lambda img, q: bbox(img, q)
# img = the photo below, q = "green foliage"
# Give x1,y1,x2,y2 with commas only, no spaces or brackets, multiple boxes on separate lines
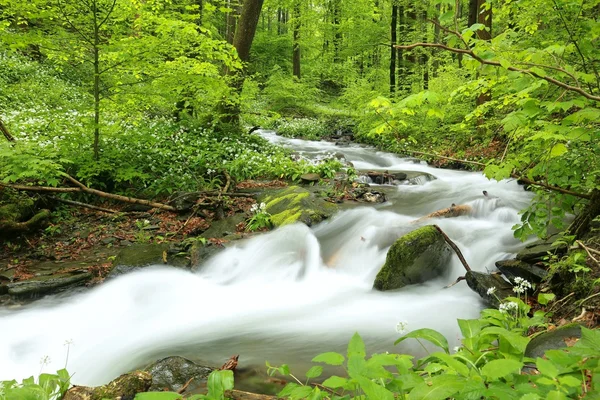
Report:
0,369,70,400
134,370,233,400
269,312,600,399
276,118,328,141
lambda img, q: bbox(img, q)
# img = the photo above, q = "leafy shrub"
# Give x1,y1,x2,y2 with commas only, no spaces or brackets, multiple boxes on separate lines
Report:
276,118,328,140
0,369,70,400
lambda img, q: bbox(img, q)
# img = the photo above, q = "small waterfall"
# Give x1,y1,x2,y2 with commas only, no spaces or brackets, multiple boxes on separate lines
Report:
0,131,534,386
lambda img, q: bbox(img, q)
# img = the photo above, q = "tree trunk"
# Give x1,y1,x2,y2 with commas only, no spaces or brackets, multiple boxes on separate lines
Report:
332,0,342,62
421,7,429,90
568,190,600,238
292,0,301,79
93,0,101,161
390,1,398,94
0,116,16,142
219,0,265,126
432,3,441,77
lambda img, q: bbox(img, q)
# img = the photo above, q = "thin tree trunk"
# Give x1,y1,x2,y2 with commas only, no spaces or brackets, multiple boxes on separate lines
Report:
93,0,100,161
292,0,301,79
421,7,429,90
432,3,441,77
390,1,398,94
0,117,16,142
568,190,600,238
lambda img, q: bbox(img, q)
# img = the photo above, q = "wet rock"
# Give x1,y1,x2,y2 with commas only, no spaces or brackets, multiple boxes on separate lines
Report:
300,173,321,184
64,370,152,400
525,324,582,359
190,242,225,271
7,272,93,299
259,186,338,227
516,237,568,263
495,259,547,284
109,243,188,277
373,225,452,291
355,189,387,203
144,356,214,392
366,171,407,185
170,192,201,211
201,214,246,238
465,271,513,308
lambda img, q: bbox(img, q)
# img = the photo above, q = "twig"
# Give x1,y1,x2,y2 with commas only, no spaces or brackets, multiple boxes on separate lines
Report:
576,240,600,266
407,149,486,167
511,175,591,200
500,136,511,163
445,276,466,288
549,292,575,312
0,183,81,193
49,196,118,214
177,377,195,394
578,292,600,307
433,225,472,272
572,307,587,322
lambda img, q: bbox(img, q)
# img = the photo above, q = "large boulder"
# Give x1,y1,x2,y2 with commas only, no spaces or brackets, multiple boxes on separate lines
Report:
495,259,547,285
259,186,338,227
144,356,214,392
525,324,582,358
516,236,568,264
373,225,452,291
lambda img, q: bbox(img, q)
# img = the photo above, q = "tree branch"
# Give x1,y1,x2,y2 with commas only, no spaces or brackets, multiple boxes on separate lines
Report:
395,42,600,102
0,117,16,142
511,174,591,199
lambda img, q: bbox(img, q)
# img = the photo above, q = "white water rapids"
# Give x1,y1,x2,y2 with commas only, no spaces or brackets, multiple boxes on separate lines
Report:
0,131,534,386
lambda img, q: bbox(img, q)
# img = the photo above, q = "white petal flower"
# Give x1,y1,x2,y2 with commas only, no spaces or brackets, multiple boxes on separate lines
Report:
395,321,408,334
486,287,497,295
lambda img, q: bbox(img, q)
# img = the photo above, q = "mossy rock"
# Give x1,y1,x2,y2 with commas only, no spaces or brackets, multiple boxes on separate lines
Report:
465,271,513,308
259,186,338,227
201,213,246,238
525,324,582,359
64,370,152,400
109,243,188,277
373,225,452,291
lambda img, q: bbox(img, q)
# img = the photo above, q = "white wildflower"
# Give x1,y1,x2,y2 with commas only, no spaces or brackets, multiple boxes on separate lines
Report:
499,301,519,313
395,321,408,334
486,287,497,295
512,278,532,294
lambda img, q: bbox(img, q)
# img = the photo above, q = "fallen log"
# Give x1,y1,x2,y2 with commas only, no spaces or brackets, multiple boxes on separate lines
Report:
49,196,118,214
0,209,51,233
413,204,472,223
433,224,471,272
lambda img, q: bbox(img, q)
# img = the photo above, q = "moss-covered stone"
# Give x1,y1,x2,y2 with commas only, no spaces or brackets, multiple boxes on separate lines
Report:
373,225,452,291
7,272,93,298
109,243,188,277
525,324,582,359
465,271,513,308
259,186,338,227
64,370,152,400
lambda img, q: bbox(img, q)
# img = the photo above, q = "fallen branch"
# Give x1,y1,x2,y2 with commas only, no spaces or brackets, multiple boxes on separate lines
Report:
404,149,486,167
49,196,118,214
512,175,591,200
445,275,466,288
434,224,472,272
177,377,195,394
0,183,81,193
64,174,178,212
224,390,277,400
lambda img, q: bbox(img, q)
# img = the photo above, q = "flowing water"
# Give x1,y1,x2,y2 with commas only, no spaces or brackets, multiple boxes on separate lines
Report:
0,131,534,386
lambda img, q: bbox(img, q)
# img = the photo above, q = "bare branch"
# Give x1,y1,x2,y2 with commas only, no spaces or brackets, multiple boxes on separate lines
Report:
511,174,591,199
0,117,16,142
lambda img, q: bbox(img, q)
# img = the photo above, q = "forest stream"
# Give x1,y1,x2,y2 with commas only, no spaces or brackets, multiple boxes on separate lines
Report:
0,131,534,387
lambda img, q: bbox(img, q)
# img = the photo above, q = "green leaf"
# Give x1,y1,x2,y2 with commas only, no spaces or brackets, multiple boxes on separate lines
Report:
536,357,558,378
395,328,450,354
424,352,470,377
519,394,542,400
207,370,234,398
457,319,482,338
311,352,345,366
279,384,314,400
321,375,349,389
481,359,523,381
347,332,366,358
305,366,323,379
408,375,466,400
546,390,568,400
550,143,568,158
578,326,600,353
537,293,555,305
354,375,394,400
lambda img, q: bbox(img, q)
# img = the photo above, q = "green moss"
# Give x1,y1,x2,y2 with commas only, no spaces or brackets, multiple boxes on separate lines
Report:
271,208,303,226
373,225,451,291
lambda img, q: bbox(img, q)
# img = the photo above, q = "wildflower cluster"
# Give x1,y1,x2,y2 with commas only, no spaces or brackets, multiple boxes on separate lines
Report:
499,301,519,313
395,321,408,334
246,202,272,232
250,202,267,214
276,118,328,141
512,277,532,294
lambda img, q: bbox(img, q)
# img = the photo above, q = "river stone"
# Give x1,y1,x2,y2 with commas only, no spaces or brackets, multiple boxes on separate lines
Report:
516,238,568,263
525,324,582,359
495,259,547,284
190,242,225,271
145,356,214,392
300,173,321,183
7,272,92,299
259,186,338,227
373,225,452,291
465,271,513,308
64,370,152,400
